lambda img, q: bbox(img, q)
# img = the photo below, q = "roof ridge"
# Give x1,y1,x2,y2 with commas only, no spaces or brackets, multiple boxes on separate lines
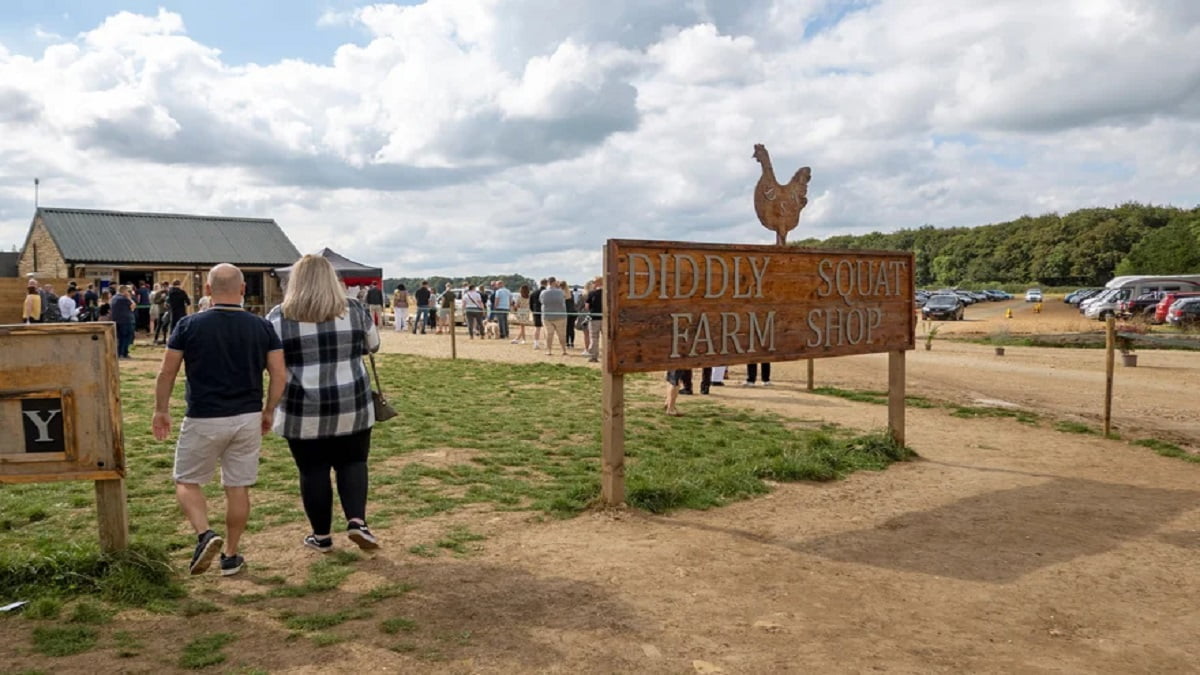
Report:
38,207,276,223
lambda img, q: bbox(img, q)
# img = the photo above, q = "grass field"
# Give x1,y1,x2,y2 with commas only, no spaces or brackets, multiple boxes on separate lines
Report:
0,354,912,665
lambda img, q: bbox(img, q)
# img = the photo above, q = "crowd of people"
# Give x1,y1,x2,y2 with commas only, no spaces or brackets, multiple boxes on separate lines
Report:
389,277,604,362
22,276,198,358
22,262,770,576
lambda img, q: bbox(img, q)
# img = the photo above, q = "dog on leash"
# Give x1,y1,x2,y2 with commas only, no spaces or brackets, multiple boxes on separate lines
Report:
483,319,500,339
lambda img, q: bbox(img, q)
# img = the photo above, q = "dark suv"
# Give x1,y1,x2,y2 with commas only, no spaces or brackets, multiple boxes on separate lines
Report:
922,294,964,321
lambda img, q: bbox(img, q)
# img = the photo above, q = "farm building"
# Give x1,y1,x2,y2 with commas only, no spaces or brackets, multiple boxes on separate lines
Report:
16,207,301,315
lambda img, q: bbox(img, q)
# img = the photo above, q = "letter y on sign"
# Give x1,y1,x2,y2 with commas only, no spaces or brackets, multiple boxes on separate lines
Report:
21,399,66,452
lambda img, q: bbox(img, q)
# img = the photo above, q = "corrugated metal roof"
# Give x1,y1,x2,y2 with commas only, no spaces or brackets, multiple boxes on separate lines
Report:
37,207,301,266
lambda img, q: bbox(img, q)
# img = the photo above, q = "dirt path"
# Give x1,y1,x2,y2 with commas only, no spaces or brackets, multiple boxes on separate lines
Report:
14,317,1199,673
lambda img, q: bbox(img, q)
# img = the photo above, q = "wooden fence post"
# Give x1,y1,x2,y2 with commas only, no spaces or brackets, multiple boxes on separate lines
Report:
94,478,129,553
1104,317,1115,436
888,350,905,447
450,306,457,360
806,358,814,391
601,370,625,506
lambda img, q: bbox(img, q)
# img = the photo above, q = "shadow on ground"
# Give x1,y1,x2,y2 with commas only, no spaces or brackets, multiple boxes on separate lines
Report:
796,477,1199,583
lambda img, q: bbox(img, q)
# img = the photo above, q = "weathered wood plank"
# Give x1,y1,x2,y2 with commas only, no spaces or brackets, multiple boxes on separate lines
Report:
94,478,129,553
605,240,915,373
888,350,905,447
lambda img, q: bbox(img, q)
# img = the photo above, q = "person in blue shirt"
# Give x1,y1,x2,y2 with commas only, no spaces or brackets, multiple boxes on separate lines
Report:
152,264,287,577
491,281,512,339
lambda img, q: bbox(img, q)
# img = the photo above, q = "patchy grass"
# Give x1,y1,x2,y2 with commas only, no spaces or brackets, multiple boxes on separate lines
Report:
812,387,936,408
68,600,113,625
363,582,417,604
381,617,419,634
951,406,1040,425
1054,421,1098,435
310,632,344,647
280,608,372,632
32,625,98,657
436,526,487,555
407,544,438,558
1134,438,1200,463
179,633,235,669
23,597,63,620
178,599,222,617
0,543,182,607
112,630,144,658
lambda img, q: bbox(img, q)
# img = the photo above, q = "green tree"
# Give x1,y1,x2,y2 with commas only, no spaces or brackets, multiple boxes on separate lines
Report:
1114,217,1200,275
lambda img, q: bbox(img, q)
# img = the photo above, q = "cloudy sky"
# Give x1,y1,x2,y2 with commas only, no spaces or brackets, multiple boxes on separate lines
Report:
1,0,1197,280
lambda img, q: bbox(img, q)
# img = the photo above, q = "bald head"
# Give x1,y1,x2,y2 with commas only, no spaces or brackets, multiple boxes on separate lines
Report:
207,263,245,301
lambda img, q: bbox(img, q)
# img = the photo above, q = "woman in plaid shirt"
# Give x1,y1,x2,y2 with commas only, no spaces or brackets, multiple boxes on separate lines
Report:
267,255,382,552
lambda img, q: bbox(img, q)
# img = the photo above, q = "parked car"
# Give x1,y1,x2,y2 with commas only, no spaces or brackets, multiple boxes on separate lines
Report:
1118,291,1162,320
1080,288,1118,314
1154,291,1200,324
953,291,977,305
1166,297,1200,327
1065,288,1099,304
922,294,965,321
1085,288,1131,320
1024,288,1043,302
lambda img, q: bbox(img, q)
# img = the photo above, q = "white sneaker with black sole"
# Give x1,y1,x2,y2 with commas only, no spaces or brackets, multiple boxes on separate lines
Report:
347,524,380,550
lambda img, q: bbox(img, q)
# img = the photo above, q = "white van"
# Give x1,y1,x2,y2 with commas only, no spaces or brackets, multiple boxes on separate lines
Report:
1085,275,1200,320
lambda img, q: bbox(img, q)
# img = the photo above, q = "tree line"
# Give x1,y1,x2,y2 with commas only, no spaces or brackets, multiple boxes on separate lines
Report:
792,203,1200,287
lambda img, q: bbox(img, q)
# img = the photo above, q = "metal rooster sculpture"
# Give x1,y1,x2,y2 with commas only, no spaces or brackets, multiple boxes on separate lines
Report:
753,144,811,246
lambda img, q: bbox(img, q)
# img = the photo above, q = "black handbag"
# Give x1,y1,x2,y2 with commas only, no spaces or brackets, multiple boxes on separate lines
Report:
367,353,398,422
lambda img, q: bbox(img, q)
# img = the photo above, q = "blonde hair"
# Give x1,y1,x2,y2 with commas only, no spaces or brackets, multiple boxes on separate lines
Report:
281,255,348,323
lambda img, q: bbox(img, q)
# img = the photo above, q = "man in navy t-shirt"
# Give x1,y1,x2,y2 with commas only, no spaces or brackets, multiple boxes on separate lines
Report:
152,264,286,577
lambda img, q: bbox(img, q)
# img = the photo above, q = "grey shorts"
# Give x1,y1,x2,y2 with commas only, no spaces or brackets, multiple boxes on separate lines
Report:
173,411,262,487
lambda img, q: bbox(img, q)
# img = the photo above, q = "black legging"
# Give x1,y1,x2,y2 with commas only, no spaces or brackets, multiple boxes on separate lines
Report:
287,428,372,535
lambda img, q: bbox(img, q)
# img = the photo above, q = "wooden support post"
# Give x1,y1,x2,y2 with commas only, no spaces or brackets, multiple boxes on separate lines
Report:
1104,316,1115,436
450,306,457,360
601,370,625,506
94,478,129,553
806,358,814,391
887,350,906,447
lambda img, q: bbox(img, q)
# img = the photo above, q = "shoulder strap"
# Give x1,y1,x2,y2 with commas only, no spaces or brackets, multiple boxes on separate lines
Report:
368,353,384,394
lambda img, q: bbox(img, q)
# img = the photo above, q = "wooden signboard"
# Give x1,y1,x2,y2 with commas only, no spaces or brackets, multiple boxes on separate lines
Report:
599,239,915,505
0,323,128,551
605,240,914,373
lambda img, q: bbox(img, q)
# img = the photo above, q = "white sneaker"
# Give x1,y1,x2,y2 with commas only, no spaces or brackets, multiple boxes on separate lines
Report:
511,339,519,344
761,381,771,387
742,381,754,387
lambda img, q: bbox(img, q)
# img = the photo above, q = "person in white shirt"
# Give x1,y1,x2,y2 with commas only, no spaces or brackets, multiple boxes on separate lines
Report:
57,293,78,321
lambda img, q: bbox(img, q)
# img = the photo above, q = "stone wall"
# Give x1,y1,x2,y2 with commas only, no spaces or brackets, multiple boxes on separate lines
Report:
17,218,69,279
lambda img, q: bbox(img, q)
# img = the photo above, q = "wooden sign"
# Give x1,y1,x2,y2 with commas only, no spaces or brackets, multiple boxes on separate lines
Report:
604,240,915,374
0,323,128,551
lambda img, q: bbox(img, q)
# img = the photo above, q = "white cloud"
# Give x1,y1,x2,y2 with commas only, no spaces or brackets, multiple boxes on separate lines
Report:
1,0,1198,282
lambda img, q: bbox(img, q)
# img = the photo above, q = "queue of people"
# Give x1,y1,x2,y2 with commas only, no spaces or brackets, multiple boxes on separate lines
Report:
389,277,604,362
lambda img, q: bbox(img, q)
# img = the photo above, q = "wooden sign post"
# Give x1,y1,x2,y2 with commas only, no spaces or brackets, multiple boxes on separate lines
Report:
601,240,915,505
0,323,128,552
